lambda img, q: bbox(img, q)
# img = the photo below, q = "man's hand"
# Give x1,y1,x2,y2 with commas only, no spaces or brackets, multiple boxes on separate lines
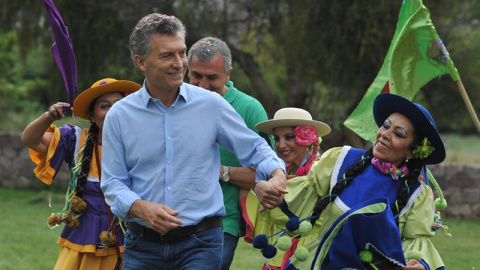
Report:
129,200,183,234
254,168,287,212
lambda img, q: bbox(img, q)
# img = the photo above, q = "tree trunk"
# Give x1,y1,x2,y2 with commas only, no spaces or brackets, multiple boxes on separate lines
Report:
229,45,280,116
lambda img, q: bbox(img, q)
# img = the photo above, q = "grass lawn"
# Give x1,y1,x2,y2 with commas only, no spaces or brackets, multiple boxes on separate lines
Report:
1,188,479,269
441,133,480,164
0,189,60,270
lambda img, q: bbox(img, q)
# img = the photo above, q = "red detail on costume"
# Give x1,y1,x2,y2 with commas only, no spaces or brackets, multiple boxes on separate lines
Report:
241,196,254,244
382,81,391,93
281,238,300,269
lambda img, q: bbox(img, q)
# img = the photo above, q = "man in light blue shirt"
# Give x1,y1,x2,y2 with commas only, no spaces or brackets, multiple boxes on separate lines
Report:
101,13,286,269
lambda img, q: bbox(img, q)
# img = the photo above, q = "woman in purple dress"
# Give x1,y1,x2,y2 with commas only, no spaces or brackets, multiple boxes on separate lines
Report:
21,78,140,269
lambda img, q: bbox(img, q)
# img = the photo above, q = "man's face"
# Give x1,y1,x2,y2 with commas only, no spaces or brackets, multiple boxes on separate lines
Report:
135,33,187,93
188,54,232,95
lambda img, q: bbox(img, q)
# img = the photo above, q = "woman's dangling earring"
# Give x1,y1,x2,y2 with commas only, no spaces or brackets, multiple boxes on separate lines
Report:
405,158,409,163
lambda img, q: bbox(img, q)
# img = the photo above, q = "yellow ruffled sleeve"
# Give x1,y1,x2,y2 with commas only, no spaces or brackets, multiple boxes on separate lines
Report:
284,147,343,219
281,147,343,269
29,124,61,185
400,182,446,269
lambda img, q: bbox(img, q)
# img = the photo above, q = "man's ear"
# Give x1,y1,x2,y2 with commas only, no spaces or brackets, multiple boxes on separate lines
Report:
224,67,233,83
134,54,146,72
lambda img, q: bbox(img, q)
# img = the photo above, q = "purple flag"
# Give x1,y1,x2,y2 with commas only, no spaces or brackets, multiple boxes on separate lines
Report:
43,0,77,105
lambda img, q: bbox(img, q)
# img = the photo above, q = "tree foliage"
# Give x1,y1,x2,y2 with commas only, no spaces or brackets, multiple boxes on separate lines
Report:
1,0,478,142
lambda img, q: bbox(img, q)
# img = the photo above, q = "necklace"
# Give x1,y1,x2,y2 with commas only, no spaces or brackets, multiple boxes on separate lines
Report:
371,158,409,180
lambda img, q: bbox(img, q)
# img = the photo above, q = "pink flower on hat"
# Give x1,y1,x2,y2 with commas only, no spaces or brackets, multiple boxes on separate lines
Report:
293,126,319,146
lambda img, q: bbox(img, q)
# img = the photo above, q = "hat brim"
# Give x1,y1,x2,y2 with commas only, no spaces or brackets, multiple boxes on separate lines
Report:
256,119,331,137
373,94,445,164
73,80,141,119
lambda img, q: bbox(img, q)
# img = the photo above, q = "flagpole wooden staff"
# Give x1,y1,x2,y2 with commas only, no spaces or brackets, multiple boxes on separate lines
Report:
455,79,480,134
446,59,480,134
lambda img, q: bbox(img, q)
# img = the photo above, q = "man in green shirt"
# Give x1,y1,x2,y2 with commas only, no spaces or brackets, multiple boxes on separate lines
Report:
188,37,274,269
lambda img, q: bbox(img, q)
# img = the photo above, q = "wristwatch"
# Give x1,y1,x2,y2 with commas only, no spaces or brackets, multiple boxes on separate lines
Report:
221,166,230,182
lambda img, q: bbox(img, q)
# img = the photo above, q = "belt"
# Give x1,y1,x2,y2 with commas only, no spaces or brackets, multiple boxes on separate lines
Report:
128,216,222,241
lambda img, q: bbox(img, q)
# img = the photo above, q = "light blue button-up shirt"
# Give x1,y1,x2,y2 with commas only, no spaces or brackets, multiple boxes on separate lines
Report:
101,82,285,227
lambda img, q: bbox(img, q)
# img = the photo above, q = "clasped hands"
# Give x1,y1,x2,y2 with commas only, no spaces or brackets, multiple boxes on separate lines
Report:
254,168,288,213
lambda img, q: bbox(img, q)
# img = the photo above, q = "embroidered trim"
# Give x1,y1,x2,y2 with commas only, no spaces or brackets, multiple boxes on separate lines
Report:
87,175,100,183
330,146,351,193
398,184,424,218
365,243,406,267
334,197,350,213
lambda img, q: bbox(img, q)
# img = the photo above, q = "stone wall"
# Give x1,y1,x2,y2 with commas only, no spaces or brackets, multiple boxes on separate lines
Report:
0,132,69,190
1,132,479,219
428,164,480,220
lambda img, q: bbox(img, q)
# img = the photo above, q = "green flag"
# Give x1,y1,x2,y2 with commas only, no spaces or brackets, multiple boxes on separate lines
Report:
344,0,459,142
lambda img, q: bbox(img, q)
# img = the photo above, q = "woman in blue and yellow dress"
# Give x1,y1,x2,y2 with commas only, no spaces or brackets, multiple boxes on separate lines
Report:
21,78,140,269
281,94,448,270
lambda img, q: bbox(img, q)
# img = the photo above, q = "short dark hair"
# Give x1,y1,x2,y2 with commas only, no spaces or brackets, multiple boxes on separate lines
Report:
129,13,187,68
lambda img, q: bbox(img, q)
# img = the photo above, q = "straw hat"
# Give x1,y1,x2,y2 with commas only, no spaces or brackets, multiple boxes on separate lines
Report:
72,78,141,119
373,93,445,165
256,107,331,136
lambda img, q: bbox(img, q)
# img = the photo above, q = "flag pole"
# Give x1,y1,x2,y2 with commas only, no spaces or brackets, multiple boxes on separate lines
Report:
445,58,480,134
454,79,480,134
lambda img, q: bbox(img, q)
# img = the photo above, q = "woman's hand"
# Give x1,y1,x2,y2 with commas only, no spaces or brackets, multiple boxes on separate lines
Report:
254,169,288,212
21,101,70,154
47,102,70,121
402,259,426,270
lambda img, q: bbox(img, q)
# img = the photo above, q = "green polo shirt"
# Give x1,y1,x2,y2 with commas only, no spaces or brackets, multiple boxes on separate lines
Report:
220,81,274,237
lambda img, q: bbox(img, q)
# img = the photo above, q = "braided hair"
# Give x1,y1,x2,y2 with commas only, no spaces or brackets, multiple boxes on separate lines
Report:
310,148,374,224
391,136,426,223
74,99,100,199
74,123,98,199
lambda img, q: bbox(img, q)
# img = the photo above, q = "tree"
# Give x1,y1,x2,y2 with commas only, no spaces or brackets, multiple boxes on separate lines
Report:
2,0,479,138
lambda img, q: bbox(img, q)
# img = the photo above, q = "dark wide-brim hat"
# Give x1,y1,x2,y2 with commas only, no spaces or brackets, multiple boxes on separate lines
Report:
373,93,445,165
256,107,331,137
72,78,141,119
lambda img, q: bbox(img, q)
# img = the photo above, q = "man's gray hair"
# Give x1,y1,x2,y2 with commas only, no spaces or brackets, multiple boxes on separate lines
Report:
187,37,232,74
129,13,187,67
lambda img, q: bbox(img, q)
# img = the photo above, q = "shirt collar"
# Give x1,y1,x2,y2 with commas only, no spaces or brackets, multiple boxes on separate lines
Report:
223,81,237,104
139,80,189,107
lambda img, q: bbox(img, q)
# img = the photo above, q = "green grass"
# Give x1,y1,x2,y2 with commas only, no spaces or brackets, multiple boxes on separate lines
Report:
2,188,479,270
0,189,62,270
431,219,480,269
442,133,480,164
